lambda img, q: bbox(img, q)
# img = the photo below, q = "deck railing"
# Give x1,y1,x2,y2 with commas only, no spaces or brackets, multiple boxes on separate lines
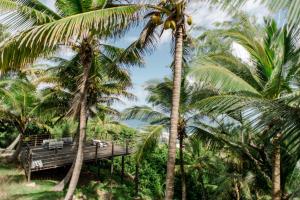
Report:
21,134,51,147
22,139,132,182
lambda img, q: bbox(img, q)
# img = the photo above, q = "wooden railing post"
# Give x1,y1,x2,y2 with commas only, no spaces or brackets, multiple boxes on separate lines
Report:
27,149,32,182
34,135,37,147
95,143,99,177
126,140,129,154
95,143,99,162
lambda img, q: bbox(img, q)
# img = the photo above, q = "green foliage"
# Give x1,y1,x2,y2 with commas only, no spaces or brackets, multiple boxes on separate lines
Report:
190,16,300,198
114,145,168,199
51,120,77,139
0,120,18,148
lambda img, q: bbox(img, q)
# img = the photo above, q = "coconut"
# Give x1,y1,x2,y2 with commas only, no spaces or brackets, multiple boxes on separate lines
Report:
187,16,193,25
151,15,161,25
170,20,176,30
164,20,171,29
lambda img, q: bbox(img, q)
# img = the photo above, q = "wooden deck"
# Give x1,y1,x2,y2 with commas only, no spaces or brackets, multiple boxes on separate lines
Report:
21,141,131,174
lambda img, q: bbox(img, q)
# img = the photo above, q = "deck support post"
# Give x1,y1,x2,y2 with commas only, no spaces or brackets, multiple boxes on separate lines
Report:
27,149,32,182
95,143,99,163
97,161,100,178
121,156,125,183
110,142,114,177
95,143,100,178
109,142,115,195
135,163,139,197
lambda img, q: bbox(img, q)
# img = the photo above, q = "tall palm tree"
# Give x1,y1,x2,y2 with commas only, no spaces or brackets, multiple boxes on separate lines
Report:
123,74,217,199
129,1,249,197
128,1,194,197
35,43,141,191
189,18,300,199
0,1,144,198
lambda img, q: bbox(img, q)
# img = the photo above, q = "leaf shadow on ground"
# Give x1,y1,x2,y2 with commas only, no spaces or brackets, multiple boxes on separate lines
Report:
9,191,64,200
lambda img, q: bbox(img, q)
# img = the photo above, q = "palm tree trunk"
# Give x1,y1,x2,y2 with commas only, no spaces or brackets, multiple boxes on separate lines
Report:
165,25,184,200
198,172,207,200
7,129,24,163
7,136,23,162
64,41,92,200
234,179,240,200
6,134,20,150
53,123,80,191
179,132,186,200
272,135,281,200
55,162,75,192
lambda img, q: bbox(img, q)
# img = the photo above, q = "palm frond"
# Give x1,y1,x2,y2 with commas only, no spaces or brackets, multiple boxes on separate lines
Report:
188,64,260,94
0,5,143,70
135,125,164,163
122,106,168,125
0,0,60,29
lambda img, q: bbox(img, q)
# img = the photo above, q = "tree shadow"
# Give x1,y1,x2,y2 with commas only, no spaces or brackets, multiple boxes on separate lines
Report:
10,191,64,200
6,174,25,183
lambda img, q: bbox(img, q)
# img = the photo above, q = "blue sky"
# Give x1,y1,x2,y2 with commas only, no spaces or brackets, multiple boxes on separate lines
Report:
39,0,272,111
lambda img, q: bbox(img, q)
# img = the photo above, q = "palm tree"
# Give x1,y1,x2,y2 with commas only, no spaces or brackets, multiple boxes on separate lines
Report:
128,1,193,197
189,18,300,199
34,43,141,191
123,74,217,199
0,79,48,161
0,1,144,198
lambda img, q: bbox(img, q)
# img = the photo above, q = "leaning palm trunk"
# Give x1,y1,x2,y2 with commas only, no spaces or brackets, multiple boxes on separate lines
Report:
53,124,80,191
6,134,20,150
165,25,184,200
272,135,281,200
54,162,75,192
7,129,24,163
7,136,23,162
64,41,92,200
179,132,186,200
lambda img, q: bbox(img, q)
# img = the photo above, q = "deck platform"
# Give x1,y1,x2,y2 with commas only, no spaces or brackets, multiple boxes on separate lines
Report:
21,141,132,179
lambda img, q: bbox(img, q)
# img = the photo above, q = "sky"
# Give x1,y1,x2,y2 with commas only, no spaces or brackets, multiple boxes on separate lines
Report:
39,0,273,111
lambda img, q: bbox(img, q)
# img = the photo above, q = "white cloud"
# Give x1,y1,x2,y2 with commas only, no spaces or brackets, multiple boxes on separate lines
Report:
188,2,231,29
187,0,270,31
240,0,271,23
39,0,56,11
231,42,251,64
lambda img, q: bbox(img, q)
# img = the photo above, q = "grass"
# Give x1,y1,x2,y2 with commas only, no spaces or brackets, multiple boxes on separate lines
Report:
0,162,136,200
0,163,64,200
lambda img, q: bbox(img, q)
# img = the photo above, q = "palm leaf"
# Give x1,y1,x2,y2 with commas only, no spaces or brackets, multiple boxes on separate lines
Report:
135,125,164,163
0,5,143,70
188,64,260,94
0,0,60,28
122,106,168,124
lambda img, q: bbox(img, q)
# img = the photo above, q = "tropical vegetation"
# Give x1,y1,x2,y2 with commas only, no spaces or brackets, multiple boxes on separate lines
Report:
0,0,300,200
